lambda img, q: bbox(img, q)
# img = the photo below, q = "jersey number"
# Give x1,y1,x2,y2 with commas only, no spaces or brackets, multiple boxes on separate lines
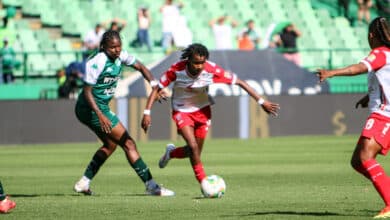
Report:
382,123,390,135
365,119,375,130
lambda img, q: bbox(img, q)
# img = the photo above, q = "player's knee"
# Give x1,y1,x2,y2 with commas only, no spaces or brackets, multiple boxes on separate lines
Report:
118,131,136,151
101,143,117,155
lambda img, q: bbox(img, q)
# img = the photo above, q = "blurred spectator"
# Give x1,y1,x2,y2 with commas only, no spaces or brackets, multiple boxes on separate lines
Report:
209,15,238,50
0,38,15,83
376,0,390,20
160,0,183,53
136,7,152,52
56,68,70,98
65,60,85,80
172,15,192,50
275,23,302,66
338,0,351,24
238,19,261,49
58,60,86,99
102,18,127,33
82,23,104,60
238,31,255,50
357,0,373,25
2,6,16,28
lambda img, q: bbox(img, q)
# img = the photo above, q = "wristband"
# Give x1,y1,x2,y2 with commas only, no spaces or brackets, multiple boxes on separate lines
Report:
143,109,151,115
150,80,158,87
257,98,265,105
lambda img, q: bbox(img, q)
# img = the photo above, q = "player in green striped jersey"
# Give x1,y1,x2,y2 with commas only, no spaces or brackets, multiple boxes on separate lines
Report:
74,30,174,196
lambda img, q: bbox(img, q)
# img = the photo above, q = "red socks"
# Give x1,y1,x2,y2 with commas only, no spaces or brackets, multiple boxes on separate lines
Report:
362,159,390,206
170,147,187,159
192,163,206,183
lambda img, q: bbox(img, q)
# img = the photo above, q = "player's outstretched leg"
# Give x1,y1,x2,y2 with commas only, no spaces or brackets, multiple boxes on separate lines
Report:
0,196,16,213
145,179,175,196
159,143,176,168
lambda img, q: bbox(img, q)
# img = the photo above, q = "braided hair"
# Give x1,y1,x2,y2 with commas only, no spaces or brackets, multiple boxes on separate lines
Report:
99,30,121,52
180,43,209,60
369,17,390,47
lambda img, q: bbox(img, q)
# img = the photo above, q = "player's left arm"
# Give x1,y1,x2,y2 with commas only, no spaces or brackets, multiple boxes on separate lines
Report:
235,78,280,116
131,60,167,101
131,60,158,86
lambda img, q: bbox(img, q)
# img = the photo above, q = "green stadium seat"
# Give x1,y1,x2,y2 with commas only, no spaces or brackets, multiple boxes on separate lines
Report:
2,0,22,7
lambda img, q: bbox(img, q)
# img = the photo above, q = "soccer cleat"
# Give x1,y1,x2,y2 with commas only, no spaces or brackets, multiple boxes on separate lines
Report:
145,181,175,196
74,178,93,196
374,206,390,219
158,143,175,168
0,196,16,213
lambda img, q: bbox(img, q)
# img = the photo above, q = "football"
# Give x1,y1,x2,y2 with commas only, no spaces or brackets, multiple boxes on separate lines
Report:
201,175,226,198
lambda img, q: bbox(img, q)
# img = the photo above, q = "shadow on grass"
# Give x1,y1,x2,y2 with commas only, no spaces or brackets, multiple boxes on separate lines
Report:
229,210,374,218
10,193,151,198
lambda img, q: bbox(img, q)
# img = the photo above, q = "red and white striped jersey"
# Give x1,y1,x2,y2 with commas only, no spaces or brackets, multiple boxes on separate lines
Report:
361,46,390,117
158,60,237,112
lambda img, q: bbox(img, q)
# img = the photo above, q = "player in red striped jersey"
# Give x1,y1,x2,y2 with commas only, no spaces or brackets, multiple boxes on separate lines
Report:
141,43,279,191
318,17,390,219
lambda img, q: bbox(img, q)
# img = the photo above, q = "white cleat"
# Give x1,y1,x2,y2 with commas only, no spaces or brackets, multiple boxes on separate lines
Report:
74,177,93,195
145,181,175,196
159,144,175,168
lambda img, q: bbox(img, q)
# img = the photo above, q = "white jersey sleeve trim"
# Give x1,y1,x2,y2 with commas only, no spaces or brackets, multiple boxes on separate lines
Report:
84,53,106,85
360,60,372,72
120,51,136,66
231,74,237,84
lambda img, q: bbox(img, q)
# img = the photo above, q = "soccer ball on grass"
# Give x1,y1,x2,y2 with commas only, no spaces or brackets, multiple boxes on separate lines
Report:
201,175,226,198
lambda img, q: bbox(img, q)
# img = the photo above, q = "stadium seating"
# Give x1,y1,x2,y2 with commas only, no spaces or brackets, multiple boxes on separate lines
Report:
0,0,375,99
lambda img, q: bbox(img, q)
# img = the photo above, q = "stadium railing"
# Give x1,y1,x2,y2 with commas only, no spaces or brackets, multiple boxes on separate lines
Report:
4,47,370,100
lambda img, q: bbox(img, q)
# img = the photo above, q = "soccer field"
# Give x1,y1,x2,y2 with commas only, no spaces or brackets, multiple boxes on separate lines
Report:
0,135,385,219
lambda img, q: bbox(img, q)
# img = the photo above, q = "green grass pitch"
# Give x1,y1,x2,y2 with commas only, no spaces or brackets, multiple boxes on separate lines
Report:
0,135,386,219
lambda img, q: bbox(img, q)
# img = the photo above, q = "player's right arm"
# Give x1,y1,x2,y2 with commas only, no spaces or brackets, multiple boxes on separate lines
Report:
84,55,112,133
317,63,368,82
141,65,177,133
317,48,388,82
83,85,112,133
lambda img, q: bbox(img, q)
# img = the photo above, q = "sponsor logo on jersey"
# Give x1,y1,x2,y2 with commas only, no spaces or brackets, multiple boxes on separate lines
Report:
367,54,376,62
103,76,120,84
103,87,116,96
224,71,232,79
106,67,113,73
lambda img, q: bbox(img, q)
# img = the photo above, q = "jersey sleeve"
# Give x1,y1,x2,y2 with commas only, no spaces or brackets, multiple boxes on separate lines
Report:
119,50,136,66
159,66,177,88
210,63,237,84
84,54,106,85
360,48,387,72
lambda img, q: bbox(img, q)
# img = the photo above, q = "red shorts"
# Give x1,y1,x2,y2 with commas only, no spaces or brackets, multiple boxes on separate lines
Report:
359,112,390,155
172,106,211,139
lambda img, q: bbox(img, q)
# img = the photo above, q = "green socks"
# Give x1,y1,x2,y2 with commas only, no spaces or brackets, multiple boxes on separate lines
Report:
84,149,108,180
83,149,152,184
131,158,152,183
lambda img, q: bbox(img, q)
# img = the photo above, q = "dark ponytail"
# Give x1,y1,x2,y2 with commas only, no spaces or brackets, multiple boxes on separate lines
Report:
369,17,390,47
